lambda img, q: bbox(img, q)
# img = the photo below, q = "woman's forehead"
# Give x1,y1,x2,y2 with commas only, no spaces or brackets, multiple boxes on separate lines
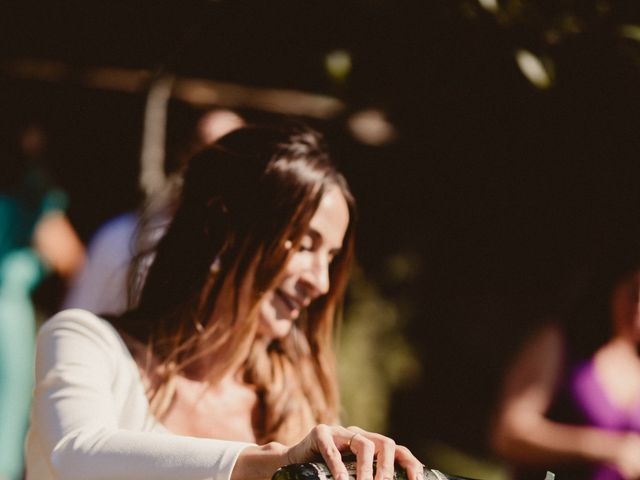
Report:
307,187,349,250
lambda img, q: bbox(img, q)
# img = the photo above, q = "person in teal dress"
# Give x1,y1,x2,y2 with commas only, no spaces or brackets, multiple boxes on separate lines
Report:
0,120,84,480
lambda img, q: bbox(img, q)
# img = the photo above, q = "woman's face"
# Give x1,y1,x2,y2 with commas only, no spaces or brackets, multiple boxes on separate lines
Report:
257,186,350,340
611,270,640,342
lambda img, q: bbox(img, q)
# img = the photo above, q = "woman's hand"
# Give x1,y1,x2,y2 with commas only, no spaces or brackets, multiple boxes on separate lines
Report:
611,433,640,480
232,424,424,480
286,424,424,480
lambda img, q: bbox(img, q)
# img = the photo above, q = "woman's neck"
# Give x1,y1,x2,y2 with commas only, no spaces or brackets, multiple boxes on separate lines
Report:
160,370,260,442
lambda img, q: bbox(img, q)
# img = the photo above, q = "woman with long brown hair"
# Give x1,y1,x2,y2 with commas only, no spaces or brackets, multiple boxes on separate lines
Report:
26,123,424,480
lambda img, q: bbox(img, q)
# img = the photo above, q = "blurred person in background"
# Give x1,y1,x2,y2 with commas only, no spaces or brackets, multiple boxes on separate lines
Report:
0,118,84,480
26,123,425,480
491,250,640,480
63,107,245,316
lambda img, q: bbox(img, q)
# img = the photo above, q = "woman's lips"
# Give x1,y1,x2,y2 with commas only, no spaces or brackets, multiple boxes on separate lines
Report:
275,289,302,315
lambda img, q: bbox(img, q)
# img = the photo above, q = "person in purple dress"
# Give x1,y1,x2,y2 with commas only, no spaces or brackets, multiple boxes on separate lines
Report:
491,256,640,480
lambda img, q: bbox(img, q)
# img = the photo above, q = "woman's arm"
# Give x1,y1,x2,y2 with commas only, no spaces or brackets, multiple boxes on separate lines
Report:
490,323,640,476
30,310,252,480
33,211,85,279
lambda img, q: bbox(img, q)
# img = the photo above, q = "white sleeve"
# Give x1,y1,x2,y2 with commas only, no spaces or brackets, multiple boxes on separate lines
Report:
31,310,254,480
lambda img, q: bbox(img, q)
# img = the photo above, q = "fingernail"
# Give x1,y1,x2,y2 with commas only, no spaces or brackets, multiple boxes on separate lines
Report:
337,474,349,480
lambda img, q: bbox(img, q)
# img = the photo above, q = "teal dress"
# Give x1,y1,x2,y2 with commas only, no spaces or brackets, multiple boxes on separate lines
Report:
0,168,67,480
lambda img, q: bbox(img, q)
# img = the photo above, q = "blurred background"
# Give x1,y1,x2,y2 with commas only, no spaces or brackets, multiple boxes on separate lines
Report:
3,1,640,478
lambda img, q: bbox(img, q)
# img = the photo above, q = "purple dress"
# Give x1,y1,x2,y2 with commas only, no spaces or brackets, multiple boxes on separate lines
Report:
567,359,640,480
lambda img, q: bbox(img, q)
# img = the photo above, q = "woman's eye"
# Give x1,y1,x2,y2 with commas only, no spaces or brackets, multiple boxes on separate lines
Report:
299,242,313,252
298,235,316,252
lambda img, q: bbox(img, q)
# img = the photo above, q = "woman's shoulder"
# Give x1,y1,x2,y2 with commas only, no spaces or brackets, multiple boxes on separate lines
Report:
38,308,126,351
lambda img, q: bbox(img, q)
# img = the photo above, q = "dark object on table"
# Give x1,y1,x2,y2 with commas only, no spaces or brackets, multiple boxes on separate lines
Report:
271,458,542,480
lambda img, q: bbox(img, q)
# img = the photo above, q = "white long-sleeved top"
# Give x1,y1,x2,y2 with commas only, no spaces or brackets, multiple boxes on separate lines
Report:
25,309,254,480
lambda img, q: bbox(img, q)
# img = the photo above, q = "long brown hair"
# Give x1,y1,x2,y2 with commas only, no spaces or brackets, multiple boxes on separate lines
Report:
114,123,356,444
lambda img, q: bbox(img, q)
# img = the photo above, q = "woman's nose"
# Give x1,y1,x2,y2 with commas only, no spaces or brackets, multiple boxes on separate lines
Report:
302,255,330,298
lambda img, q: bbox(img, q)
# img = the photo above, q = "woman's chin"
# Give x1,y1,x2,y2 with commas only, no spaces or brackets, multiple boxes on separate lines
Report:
258,317,294,341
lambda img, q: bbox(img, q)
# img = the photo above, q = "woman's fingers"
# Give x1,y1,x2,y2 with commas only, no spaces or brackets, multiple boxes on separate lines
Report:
346,427,424,480
394,445,425,480
287,424,425,480
347,428,376,480
347,427,394,480
313,425,351,480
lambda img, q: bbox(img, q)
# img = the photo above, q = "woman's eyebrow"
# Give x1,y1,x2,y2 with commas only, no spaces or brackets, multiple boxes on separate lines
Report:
306,227,343,254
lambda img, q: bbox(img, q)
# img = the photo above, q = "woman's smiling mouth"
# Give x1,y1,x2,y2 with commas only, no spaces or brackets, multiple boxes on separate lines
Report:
275,289,303,316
